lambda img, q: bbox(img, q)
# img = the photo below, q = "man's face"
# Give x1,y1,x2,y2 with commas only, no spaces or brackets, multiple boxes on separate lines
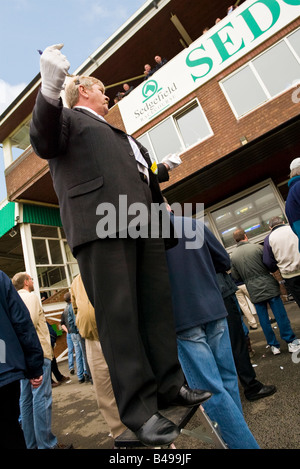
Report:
85,83,110,117
25,275,34,292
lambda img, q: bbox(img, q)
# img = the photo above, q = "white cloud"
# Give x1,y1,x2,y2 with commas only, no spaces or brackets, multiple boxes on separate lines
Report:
0,79,27,115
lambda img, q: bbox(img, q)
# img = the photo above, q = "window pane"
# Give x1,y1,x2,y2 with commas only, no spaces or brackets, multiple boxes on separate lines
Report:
148,119,182,162
31,225,59,237
287,29,300,62
37,266,67,289
67,263,80,281
64,242,76,263
60,227,66,239
253,41,300,96
176,104,212,147
211,186,285,248
222,66,267,117
137,134,155,162
33,239,49,264
48,240,63,264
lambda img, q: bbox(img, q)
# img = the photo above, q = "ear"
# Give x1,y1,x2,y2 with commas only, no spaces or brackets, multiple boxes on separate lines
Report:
78,84,89,98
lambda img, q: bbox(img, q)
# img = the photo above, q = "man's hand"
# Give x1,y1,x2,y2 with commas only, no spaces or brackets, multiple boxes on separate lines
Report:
161,153,182,171
40,44,70,100
30,375,43,389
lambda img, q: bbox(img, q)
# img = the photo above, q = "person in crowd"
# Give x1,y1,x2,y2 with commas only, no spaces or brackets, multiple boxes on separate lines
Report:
71,274,126,440
62,292,87,384
47,322,69,387
285,157,300,249
12,272,71,449
231,229,300,355
217,272,276,401
0,270,43,449
122,83,134,97
227,5,237,14
165,207,260,449
143,63,154,80
263,216,300,308
29,43,210,447
153,55,168,72
60,303,75,375
235,281,258,329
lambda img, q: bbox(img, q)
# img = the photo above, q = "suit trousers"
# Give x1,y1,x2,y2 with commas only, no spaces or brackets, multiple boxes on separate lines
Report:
76,235,184,431
85,338,126,438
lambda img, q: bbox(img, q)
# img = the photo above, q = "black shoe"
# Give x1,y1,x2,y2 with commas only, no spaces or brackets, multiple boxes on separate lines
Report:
170,384,212,407
246,385,277,401
78,377,85,383
135,412,180,447
70,369,74,375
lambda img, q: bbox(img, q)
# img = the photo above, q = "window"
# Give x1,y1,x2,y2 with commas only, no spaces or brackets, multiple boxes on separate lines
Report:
220,30,300,118
221,65,267,117
287,28,300,61
210,185,286,249
31,225,79,298
137,100,213,163
176,103,212,148
148,119,182,161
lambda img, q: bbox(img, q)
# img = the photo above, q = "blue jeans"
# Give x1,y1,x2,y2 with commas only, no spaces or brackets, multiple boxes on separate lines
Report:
177,318,260,449
20,358,57,449
254,295,297,348
67,333,74,370
70,333,86,380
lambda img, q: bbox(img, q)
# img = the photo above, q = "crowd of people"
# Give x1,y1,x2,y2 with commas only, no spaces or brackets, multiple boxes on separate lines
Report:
113,54,168,104
113,3,242,104
1,41,300,450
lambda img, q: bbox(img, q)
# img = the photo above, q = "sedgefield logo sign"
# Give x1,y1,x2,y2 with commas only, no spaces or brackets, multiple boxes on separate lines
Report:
133,80,178,123
118,0,300,134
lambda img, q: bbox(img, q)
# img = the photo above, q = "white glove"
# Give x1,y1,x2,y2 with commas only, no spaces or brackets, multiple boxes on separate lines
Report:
161,153,182,170
40,44,70,100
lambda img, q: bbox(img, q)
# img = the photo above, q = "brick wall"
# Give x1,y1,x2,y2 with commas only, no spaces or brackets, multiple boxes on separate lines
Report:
106,18,300,192
6,19,300,201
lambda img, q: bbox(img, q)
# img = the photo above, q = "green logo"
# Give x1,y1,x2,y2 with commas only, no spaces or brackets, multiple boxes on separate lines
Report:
142,80,162,103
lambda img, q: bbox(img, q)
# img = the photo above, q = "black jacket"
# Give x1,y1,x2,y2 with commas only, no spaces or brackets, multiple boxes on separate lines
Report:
30,92,173,253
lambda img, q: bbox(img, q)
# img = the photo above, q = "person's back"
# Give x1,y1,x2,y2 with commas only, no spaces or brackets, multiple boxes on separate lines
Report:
264,224,300,276
231,239,279,303
165,213,260,449
166,214,230,330
231,229,300,355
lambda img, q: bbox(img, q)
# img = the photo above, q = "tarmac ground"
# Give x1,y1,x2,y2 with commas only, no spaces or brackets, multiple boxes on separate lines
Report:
50,301,300,453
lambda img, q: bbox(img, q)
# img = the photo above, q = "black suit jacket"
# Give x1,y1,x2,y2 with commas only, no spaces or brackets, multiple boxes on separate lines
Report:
30,91,175,252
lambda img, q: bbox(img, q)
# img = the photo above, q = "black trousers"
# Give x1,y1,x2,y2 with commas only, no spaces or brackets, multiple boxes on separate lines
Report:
0,380,26,449
284,276,300,308
224,294,263,398
76,235,184,431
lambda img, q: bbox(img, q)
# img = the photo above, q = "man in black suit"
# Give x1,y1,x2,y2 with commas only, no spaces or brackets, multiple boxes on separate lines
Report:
30,44,211,446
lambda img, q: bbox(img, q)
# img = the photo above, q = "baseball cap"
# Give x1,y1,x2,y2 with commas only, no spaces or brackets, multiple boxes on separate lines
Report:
290,158,300,171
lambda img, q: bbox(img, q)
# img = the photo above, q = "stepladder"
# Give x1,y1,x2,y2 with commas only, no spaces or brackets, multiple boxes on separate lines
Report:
114,405,227,449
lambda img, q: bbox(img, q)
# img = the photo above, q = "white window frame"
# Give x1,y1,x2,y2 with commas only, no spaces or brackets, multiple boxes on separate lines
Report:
198,179,286,253
219,28,300,120
138,98,213,163
31,225,78,295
